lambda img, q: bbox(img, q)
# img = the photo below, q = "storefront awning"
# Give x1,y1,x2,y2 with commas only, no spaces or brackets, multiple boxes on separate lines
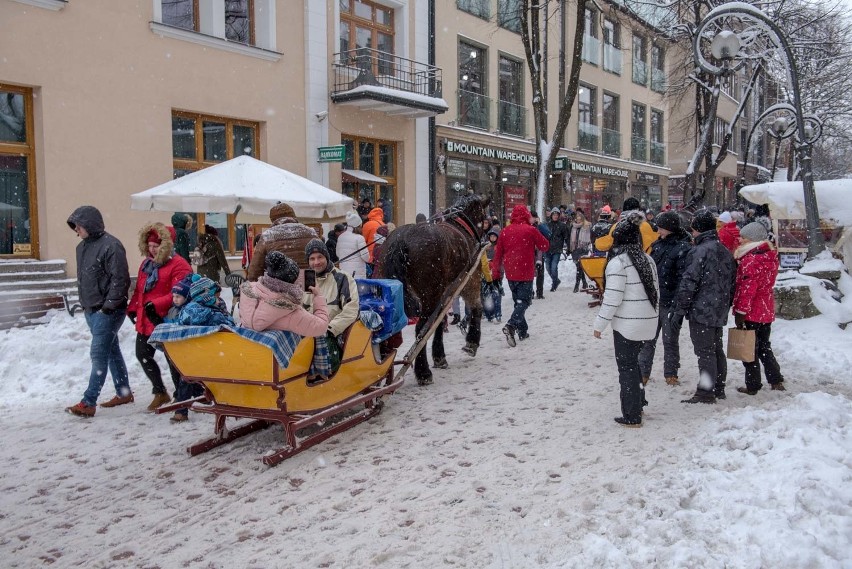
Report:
341,169,388,184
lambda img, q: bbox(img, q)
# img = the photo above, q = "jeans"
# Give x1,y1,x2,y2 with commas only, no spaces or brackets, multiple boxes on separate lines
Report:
136,333,181,396
507,280,533,335
543,252,561,288
638,303,683,378
689,322,727,397
613,331,645,422
82,309,130,407
742,321,784,391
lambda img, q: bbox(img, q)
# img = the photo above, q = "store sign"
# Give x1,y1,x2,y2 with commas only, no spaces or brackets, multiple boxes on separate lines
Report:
636,172,660,184
553,156,569,171
317,145,345,162
446,140,537,165
571,161,629,179
446,158,466,178
504,185,528,220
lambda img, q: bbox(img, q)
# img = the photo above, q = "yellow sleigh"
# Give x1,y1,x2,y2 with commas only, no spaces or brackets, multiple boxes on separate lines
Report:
160,321,399,466
578,256,606,307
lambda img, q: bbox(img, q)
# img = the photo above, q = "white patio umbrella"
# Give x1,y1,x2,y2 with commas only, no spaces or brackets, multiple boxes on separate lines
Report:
739,179,852,224
130,155,354,222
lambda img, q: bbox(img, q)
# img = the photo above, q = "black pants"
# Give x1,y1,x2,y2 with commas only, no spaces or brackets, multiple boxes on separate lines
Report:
688,323,726,397
742,321,784,391
613,331,645,423
535,262,545,297
135,333,181,395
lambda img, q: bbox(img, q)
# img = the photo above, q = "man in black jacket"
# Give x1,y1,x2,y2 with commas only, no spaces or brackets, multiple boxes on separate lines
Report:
638,211,692,387
543,208,569,291
65,206,132,417
672,209,736,403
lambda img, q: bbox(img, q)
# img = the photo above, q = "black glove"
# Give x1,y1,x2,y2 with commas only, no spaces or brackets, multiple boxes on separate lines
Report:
144,302,164,326
100,306,115,316
127,312,137,324
734,312,746,329
668,310,684,329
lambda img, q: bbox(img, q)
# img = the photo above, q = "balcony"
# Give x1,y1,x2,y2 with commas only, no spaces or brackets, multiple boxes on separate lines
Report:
497,100,526,137
631,136,648,162
331,48,448,118
582,35,600,65
602,128,621,156
650,141,666,165
578,123,599,152
603,44,622,74
458,89,491,130
651,68,666,93
632,59,648,86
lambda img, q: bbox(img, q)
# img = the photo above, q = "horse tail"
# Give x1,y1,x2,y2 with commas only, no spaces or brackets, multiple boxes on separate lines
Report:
380,234,422,317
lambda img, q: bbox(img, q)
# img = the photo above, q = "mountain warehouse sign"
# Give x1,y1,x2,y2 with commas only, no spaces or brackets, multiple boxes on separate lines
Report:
571,161,629,179
446,140,537,165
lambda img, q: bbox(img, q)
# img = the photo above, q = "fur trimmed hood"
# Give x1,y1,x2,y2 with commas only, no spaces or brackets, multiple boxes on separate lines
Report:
137,222,175,264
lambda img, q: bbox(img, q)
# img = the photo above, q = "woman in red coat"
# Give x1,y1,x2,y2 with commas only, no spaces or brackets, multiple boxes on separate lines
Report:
732,222,785,394
127,222,192,411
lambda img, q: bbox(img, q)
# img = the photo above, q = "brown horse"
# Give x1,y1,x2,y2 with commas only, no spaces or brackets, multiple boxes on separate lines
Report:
376,194,489,385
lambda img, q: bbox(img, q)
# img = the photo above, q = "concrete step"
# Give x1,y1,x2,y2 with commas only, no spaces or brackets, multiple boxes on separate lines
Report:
0,278,78,293
0,259,67,274
0,269,68,282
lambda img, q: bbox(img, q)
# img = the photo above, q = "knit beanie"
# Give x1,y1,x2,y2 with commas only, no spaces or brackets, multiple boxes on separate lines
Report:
304,238,330,264
612,211,644,246
171,276,192,299
146,228,162,244
189,277,220,307
600,205,612,217
718,211,733,224
739,222,769,242
269,202,296,222
691,209,717,233
622,197,641,211
655,211,682,232
264,251,299,284
550,207,561,216
345,210,362,228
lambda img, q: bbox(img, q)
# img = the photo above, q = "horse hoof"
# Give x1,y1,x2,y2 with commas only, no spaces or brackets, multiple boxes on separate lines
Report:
417,375,433,386
433,357,448,369
461,343,478,357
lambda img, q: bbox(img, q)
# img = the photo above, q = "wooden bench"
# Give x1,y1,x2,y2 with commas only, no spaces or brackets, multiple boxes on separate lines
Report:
0,293,68,330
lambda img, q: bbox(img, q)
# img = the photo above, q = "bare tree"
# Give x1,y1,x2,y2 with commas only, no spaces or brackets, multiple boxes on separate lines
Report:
517,0,587,213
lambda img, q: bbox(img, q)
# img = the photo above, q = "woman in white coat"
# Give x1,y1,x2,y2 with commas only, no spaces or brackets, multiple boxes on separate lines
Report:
593,211,660,427
336,210,371,279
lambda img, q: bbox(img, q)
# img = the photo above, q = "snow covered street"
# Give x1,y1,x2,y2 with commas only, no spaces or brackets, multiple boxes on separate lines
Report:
0,262,850,568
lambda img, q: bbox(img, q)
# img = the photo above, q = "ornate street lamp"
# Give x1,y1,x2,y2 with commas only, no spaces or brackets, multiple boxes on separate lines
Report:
693,4,825,258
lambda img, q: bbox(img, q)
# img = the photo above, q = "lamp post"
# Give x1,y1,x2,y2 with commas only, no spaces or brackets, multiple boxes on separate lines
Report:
693,4,825,258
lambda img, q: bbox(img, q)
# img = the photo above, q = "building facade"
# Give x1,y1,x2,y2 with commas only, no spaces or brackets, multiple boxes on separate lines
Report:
2,0,442,272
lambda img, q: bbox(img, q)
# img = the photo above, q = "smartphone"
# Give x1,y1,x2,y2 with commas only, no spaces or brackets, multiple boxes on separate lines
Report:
304,269,316,291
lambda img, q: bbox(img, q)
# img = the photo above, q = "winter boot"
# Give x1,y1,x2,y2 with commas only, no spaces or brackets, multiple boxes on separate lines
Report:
641,376,650,386
614,417,642,428
681,392,716,404
100,393,134,408
170,412,189,423
737,387,759,395
665,376,680,386
771,382,786,391
147,392,171,412
66,402,96,417
502,324,516,348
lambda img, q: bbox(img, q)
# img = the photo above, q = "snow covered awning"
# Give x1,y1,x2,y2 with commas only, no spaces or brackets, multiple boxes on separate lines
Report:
341,169,388,184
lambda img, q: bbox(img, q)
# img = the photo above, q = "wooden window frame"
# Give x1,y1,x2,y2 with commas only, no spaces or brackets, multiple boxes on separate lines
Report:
340,0,395,74
225,0,255,46
171,110,260,253
341,134,397,222
0,84,38,258
162,0,200,32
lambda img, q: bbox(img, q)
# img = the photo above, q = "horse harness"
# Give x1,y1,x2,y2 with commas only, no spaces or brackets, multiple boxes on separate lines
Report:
438,210,482,245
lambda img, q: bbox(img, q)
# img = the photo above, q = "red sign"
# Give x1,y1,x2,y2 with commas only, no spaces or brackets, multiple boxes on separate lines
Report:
503,185,528,220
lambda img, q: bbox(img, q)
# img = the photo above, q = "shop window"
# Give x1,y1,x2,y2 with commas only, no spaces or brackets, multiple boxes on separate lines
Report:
171,110,259,253
340,0,395,76
0,86,36,257
457,0,489,20
341,136,397,223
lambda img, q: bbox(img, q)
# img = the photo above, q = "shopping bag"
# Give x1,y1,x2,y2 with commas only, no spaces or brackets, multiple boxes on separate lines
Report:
726,327,756,362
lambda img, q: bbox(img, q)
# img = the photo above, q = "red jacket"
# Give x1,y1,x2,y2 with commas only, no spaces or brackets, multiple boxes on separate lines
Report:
490,205,551,281
732,242,778,323
718,222,741,253
127,223,193,336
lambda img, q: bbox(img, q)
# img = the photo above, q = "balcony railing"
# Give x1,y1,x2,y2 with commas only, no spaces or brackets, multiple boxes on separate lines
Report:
632,59,648,86
578,123,599,151
603,43,622,74
650,141,666,165
498,100,526,137
631,136,648,162
332,48,443,99
458,89,491,129
650,68,666,93
602,128,621,156
582,35,600,65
